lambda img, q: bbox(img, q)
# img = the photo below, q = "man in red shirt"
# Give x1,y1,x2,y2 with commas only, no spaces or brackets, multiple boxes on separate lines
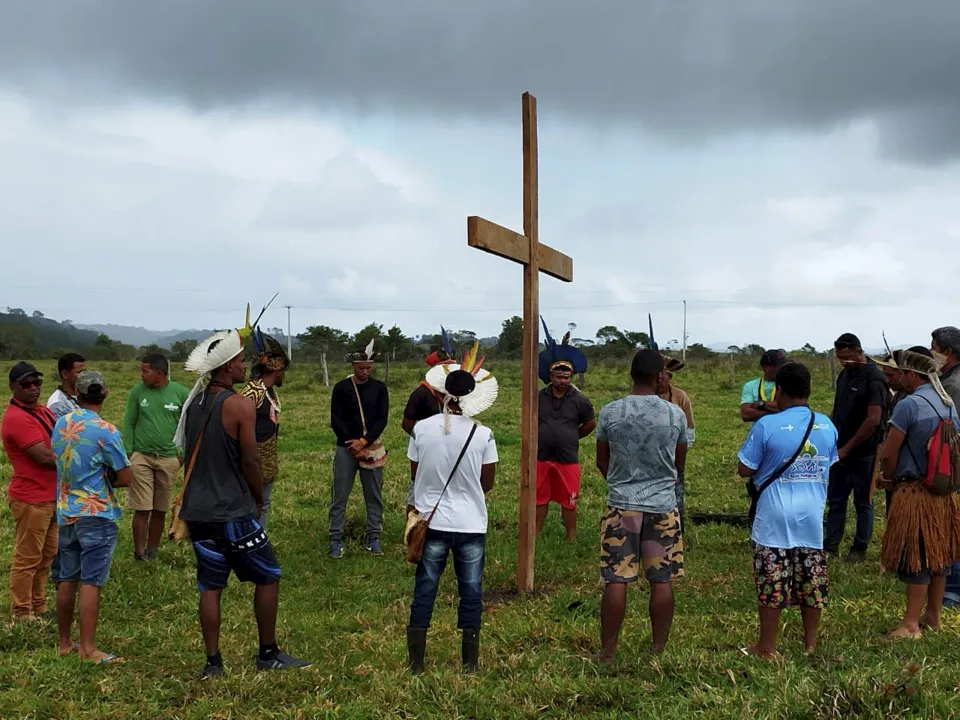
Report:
2,362,59,619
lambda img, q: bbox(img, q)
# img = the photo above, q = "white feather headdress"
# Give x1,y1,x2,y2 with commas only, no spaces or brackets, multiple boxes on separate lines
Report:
173,306,255,450
346,337,377,363
424,341,498,419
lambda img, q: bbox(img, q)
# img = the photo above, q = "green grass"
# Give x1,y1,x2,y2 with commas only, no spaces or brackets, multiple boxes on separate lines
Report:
1,358,959,719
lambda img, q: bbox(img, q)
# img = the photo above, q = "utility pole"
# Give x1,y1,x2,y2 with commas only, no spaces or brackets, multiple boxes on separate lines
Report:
682,300,688,362
285,305,293,361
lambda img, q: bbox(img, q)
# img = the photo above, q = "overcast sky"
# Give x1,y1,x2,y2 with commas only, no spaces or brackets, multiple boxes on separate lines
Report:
2,1,960,351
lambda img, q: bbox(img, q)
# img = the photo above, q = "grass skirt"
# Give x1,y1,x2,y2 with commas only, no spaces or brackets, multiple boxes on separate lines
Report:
881,482,960,575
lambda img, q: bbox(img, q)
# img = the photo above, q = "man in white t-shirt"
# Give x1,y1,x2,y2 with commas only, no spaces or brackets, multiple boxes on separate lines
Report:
405,355,499,675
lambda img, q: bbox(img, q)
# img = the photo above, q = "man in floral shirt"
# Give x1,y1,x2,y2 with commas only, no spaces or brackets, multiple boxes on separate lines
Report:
736,362,838,659
52,370,133,664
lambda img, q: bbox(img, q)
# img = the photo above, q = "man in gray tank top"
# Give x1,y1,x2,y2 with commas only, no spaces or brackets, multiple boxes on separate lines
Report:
177,321,309,679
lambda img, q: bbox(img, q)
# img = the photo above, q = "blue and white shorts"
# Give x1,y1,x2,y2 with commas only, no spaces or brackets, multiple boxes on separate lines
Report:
187,519,281,592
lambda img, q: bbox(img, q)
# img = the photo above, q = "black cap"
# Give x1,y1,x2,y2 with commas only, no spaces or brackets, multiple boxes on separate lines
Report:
8,362,43,384
760,349,787,368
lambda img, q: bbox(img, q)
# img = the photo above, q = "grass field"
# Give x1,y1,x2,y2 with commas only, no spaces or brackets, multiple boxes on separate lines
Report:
1,357,959,719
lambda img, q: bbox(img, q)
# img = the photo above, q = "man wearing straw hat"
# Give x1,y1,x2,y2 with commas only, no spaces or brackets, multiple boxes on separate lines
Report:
175,307,310,678
876,349,960,639
404,342,499,674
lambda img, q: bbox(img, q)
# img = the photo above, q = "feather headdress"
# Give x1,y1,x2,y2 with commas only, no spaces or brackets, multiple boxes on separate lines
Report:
425,326,456,367
538,317,587,384
873,333,953,406
346,338,377,364
174,295,277,449
252,327,289,376
648,314,685,372
425,340,497,421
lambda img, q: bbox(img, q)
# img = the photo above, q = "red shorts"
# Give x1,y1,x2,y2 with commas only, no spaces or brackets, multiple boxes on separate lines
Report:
536,461,581,510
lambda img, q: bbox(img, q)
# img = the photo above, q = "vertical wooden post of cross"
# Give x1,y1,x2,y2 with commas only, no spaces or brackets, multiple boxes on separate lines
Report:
466,92,574,592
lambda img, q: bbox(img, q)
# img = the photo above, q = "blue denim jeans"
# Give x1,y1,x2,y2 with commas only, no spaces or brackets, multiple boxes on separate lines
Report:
409,529,485,630
58,517,119,587
944,561,960,607
824,455,875,553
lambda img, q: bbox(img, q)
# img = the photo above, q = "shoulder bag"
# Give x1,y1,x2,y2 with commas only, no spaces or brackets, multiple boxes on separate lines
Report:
351,378,388,470
747,410,816,525
405,423,478,564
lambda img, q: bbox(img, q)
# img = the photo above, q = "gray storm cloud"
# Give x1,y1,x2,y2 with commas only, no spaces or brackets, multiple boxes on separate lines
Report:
1,0,960,163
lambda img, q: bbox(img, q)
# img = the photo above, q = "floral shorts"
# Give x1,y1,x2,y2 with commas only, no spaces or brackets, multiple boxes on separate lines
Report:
753,545,827,609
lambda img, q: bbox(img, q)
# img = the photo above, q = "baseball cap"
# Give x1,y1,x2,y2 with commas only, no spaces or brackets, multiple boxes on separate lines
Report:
760,349,787,369
8,362,43,384
76,370,107,395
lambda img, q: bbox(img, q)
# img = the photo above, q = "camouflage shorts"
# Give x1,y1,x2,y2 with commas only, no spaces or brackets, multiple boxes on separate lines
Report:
600,506,684,584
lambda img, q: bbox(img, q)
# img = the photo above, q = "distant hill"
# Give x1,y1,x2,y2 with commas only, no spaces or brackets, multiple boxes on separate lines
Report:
0,311,101,359
74,324,209,348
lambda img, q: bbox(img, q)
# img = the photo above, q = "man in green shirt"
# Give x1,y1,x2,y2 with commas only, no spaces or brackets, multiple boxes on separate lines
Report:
122,353,189,561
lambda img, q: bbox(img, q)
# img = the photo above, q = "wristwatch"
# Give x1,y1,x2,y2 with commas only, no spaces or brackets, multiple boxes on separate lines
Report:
758,401,767,411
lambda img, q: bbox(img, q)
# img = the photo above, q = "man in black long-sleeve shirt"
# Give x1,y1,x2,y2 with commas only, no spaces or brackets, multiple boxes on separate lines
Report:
329,345,390,559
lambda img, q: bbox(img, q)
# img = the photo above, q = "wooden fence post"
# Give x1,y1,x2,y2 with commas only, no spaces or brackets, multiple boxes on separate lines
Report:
321,352,329,387
728,353,736,389
829,350,837,390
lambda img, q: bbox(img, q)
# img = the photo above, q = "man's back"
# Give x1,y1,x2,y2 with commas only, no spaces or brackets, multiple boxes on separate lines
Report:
179,390,256,523
52,408,127,523
739,407,839,549
596,395,686,512
407,414,498,534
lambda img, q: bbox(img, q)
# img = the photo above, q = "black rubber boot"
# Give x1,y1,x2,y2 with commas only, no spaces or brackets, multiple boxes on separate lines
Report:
461,628,480,673
407,627,427,675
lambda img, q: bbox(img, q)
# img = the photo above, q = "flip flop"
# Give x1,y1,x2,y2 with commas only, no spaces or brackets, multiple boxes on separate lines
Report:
58,642,79,657
83,652,123,664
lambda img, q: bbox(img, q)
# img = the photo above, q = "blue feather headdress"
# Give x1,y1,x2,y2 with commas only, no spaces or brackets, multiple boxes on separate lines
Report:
538,317,588,384
648,314,685,372
425,325,456,367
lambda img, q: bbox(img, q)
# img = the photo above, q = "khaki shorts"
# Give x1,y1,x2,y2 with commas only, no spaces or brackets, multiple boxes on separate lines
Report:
128,453,181,512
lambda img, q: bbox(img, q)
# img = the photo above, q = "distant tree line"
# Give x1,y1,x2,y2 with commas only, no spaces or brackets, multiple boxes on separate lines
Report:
1,306,831,364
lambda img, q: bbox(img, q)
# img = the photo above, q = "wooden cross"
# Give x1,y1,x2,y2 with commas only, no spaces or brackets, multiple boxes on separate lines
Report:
467,92,574,592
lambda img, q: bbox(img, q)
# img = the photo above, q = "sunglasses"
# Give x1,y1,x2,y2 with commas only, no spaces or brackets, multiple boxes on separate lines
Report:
18,378,43,389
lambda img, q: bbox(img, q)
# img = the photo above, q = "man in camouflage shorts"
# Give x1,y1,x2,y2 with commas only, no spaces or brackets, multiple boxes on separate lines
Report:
595,350,687,663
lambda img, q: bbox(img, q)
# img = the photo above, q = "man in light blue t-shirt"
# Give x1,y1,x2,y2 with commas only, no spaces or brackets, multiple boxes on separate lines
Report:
740,349,788,423
737,361,839,659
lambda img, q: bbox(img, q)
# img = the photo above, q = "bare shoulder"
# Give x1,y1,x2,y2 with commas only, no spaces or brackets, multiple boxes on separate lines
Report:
224,392,255,417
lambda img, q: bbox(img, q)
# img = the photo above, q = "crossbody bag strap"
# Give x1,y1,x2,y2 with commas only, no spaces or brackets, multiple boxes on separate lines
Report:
351,377,368,436
753,410,816,497
424,423,479,526
9,399,55,437
178,391,222,500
